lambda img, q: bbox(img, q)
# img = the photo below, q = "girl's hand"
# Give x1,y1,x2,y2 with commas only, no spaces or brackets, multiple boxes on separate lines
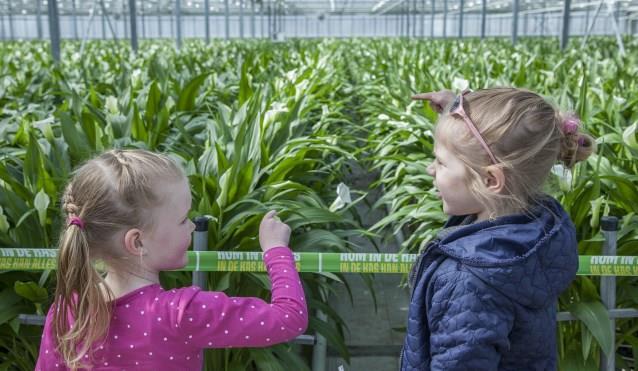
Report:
259,210,291,252
412,90,455,113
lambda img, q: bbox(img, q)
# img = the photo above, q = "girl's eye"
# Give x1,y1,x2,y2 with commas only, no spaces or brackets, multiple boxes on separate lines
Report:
181,217,189,224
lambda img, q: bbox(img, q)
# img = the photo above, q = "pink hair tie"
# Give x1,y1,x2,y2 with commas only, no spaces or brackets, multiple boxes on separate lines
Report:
562,114,580,135
67,216,85,230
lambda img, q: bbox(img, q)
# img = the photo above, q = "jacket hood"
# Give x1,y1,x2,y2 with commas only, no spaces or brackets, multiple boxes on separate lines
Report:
436,196,578,308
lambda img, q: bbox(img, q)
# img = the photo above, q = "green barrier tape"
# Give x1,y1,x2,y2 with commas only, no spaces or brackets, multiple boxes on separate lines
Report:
1,249,637,276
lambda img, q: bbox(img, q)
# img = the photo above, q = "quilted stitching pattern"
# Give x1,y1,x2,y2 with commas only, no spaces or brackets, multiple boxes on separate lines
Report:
400,197,578,371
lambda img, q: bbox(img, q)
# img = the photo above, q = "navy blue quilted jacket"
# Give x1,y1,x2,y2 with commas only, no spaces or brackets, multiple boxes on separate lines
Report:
400,196,578,371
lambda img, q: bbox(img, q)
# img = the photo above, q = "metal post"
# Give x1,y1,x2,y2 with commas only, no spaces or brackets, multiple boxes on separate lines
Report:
480,0,486,39
420,0,424,37
584,4,590,35
512,0,519,44
48,0,61,62
407,4,411,37
71,0,79,39
267,3,271,38
413,0,417,37
261,2,265,37
442,0,447,38
606,0,626,56
170,3,174,38
192,216,209,288
175,0,182,48
278,1,283,37
0,10,4,40
128,0,138,52
224,0,230,39
102,4,107,37
141,0,146,39
600,216,619,371
240,0,245,38
251,0,255,37
560,0,571,50
36,0,43,39
205,0,210,42
430,0,434,37
8,1,14,40
157,1,162,38
459,0,464,38
124,2,129,39
192,216,210,371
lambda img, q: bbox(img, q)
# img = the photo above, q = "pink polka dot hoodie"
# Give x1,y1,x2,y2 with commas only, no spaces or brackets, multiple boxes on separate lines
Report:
35,247,308,370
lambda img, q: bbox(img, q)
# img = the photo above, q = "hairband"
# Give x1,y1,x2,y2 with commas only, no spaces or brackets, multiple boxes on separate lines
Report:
67,216,85,230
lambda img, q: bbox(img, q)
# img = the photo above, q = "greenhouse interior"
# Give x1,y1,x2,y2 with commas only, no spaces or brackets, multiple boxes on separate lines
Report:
0,0,637,370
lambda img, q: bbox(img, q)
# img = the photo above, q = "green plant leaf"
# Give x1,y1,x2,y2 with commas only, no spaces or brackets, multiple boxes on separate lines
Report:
567,301,613,356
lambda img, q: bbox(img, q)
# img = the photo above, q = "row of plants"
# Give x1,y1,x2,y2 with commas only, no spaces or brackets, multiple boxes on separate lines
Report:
0,39,367,370
345,37,638,369
0,36,636,370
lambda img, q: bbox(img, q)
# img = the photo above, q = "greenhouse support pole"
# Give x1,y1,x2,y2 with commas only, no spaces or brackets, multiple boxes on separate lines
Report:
480,0,486,39
251,0,256,37
79,1,99,55
278,1,283,36
72,0,79,39
442,0,447,38
124,2,129,39
413,0,417,37
36,0,43,39
99,0,118,40
406,3,410,37
205,0,210,42
266,2,271,38
128,0,138,52
240,0,244,38
420,0,425,37
156,1,161,38
225,0,230,39
512,0,519,45
175,0,182,49
560,0,571,50
0,10,4,40
8,1,14,40
192,217,210,371
102,5,107,37
458,0,464,38
599,216,618,371
141,0,146,39
605,0,626,56
584,4,590,34
430,0,434,37
311,278,328,371
261,2,265,37
48,0,61,62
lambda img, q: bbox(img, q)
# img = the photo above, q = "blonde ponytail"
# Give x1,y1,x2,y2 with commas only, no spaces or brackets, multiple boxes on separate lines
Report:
53,219,112,369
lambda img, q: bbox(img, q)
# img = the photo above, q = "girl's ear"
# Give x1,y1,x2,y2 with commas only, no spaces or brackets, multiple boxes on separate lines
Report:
123,228,146,257
484,165,506,194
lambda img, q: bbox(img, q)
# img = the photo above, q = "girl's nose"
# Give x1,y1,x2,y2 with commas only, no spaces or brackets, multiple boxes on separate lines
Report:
427,163,435,176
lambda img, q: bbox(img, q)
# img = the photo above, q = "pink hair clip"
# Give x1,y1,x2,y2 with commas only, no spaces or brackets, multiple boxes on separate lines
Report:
562,114,580,135
67,216,85,230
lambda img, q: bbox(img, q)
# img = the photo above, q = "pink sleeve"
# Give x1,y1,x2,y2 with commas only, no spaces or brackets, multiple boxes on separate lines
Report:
173,246,308,348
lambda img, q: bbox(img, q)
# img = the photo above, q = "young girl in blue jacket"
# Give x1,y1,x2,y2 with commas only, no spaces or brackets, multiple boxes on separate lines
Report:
400,88,596,370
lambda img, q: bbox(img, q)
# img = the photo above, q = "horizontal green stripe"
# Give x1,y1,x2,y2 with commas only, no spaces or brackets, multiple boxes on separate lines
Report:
1,249,636,276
